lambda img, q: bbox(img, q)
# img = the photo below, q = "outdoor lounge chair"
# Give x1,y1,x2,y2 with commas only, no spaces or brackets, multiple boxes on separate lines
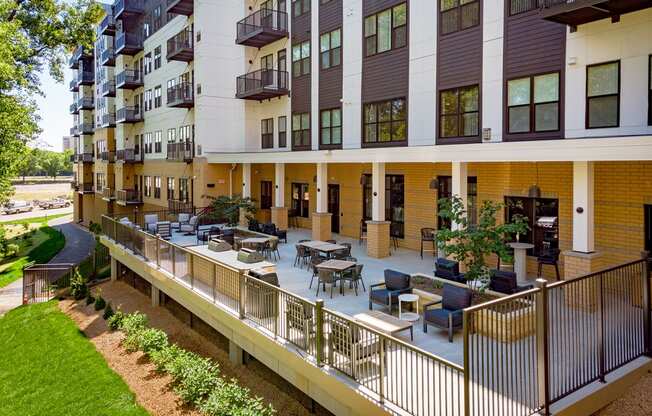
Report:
172,213,191,230
144,214,159,233
179,215,198,235
369,269,412,312
489,269,533,294
328,319,383,380
434,258,466,283
423,283,472,342
156,221,172,239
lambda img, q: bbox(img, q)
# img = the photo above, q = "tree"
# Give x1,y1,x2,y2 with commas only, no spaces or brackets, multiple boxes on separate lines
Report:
206,195,257,227
436,196,529,284
0,0,103,202
40,151,64,179
62,148,73,174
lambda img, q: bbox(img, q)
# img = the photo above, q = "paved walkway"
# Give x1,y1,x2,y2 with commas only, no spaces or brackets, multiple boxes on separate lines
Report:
0,215,95,316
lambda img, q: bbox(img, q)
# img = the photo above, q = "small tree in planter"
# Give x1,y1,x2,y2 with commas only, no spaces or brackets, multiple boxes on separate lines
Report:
436,196,529,287
206,195,257,227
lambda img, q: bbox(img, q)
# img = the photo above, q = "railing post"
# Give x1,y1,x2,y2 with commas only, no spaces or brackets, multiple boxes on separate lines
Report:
171,244,176,277
315,299,324,367
462,310,471,416
239,274,246,319
156,235,161,267
379,337,385,404
212,264,217,303
535,278,550,416
599,272,606,382
189,252,194,289
643,256,652,357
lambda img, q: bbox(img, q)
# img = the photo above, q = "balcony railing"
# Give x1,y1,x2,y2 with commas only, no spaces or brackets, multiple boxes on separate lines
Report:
116,189,143,205
68,45,89,69
236,69,289,100
70,127,78,136
99,14,116,36
166,0,193,15
76,71,94,86
70,102,78,114
102,187,115,201
99,151,115,162
236,9,288,47
115,31,143,55
540,0,651,26
167,82,194,108
116,148,143,164
100,113,116,128
166,28,193,62
69,79,79,92
78,182,94,193
78,123,95,135
116,69,143,89
101,80,116,97
114,0,144,19
77,96,95,111
101,47,115,66
116,106,143,124
166,141,194,162
75,152,94,163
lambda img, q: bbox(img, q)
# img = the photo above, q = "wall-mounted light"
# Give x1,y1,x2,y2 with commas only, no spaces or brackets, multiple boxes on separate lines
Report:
576,207,584,214
429,178,439,190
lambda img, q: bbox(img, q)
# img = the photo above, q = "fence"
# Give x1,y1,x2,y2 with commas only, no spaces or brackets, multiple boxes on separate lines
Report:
22,263,74,304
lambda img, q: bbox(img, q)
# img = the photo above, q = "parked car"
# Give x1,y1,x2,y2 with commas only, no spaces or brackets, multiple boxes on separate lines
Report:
40,198,71,210
3,200,34,214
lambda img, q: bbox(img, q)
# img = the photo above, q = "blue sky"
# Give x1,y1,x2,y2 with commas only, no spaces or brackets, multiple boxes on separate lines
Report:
36,70,72,152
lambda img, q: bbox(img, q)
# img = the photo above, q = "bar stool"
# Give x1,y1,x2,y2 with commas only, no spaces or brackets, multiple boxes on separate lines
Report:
537,248,561,280
420,227,436,259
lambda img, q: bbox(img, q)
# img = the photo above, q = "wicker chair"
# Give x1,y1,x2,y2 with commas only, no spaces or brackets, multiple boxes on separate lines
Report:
341,264,366,295
316,268,339,298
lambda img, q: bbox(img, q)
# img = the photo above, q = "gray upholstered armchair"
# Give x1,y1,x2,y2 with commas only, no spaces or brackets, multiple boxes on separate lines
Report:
423,283,472,342
368,269,412,312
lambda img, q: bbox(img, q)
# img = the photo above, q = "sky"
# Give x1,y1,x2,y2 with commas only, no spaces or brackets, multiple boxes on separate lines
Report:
35,70,73,152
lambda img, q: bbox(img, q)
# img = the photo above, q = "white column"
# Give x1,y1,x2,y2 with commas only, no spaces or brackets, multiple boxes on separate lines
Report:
241,163,251,198
572,161,595,253
274,163,285,207
316,163,328,213
451,162,468,230
372,162,385,221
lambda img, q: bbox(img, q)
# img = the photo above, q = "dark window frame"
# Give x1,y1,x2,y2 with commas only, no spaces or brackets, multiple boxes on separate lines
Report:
507,72,560,135
292,41,311,77
320,28,341,70
292,0,310,17
261,118,274,149
439,84,480,139
260,180,273,210
292,112,310,150
278,116,287,147
586,60,620,129
363,97,407,146
291,182,310,218
320,108,342,148
362,174,405,238
154,176,161,199
364,3,407,58
648,55,652,126
167,177,175,200
439,0,480,36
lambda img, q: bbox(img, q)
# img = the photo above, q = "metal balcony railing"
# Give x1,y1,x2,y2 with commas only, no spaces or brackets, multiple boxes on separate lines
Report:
166,141,194,162
77,96,95,111
76,71,94,86
236,9,288,47
99,14,116,36
166,82,194,108
166,27,193,62
79,182,94,193
102,187,115,200
114,0,144,19
101,48,115,66
116,107,143,124
70,126,78,136
101,80,116,97
75,152,94,163
101,113,116,128
236,69,289,100
166,0,193,15
78,123,95,135
116,189,143,204
70,103,78,114
69,79,79,92
115,31,143,55
116,148,143,163
116,69,143,89
99,151,115,162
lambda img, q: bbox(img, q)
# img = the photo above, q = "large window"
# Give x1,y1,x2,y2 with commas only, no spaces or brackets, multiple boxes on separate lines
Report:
292,0,310,17
260,181,273,210
439,85,479,138
440,0,480,35
363,98,407,144
167,128,176,143
291,183,310,218
292,112,310,148
154,176,161,199
362,174,405,238
179,178,189,202
320,29,341,69
436,176,477,229
364,3,407,57
144,52,152,74
505,196,559,256
292,41,310,77
586,61,620,128
320,108,342,147
144,176,151,197
154,45,162,70
179,125,192,143
144,132,153,153
144,89,152,111
278,116,287,148
261,118,274,149
154,131,162,152
154,85,162,108
167,177,175,200
507,73,559,134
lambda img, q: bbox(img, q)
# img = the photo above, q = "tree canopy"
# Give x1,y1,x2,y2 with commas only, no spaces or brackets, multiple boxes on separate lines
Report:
0,0,103,202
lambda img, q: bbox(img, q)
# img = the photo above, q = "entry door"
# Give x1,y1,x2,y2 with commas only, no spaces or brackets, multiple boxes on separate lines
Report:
260,54,274,88
328,184,340,234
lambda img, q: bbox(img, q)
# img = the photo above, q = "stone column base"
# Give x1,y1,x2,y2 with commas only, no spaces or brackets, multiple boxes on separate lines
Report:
562,251,603,311
367,221,390,259
563,250,603,280
312,212,332,241
239,209,249,227
271,207,289,230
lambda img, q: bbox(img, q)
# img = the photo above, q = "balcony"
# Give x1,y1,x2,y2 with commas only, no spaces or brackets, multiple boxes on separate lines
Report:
236,9,288,48
167,28,193,62
116,69,143,89
116,189,143,205
101,113,116,128
69,79,79,92
70,127,78,136
68,45,90,69
236,69,289,100
78,123,95,135
70,102,78,115
166,0,193,15
99,151,115,162
77,96,95,111
99,14,116,36
101,80,116,97
167,82,194,108
114,0,144,20
76,71,94,87
116,148,143,164
78,182,94,194
75,152,94,163
101,48,115,66
166,141,194,163
115,32,143,56
541,0,652,27
116,106,143,124
101,187,115,201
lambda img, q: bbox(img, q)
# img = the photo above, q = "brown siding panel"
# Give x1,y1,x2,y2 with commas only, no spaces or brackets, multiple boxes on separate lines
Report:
319,0,343,110
362,48,410,103
291,75,311,113
291,11,312,129
320,0,342,32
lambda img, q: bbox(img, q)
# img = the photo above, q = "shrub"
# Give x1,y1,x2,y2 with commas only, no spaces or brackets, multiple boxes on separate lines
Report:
103,302,114,320
168,352,221,405
137,328,169,355
107,310,125,330
5,243,19,257
121,312,148,335
200,379,276,416
123,330,143,352
149,344,184,373
85,292,95,305
70,268,88,300
94,295,106,311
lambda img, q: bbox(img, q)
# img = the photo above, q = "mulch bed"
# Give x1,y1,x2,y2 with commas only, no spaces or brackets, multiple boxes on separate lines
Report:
594,372,652,416
59,280,327,416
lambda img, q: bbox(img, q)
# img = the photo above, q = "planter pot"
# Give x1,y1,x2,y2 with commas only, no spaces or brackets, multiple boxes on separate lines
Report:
473,300,535,342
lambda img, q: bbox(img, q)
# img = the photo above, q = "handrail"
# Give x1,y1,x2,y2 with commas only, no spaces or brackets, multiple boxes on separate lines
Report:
236,8,288,38
547,257,648,288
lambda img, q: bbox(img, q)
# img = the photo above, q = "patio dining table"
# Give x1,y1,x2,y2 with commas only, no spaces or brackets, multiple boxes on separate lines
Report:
299,240,347,258
316,259,357,295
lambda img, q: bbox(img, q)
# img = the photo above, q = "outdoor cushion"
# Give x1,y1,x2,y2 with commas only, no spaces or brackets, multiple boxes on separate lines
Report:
188,216,198,225
384,269,410,291
178,213,191,223
489,270,518,294
441,284,472,311
144,214,158,225
370,288,400,305
424,308,463,327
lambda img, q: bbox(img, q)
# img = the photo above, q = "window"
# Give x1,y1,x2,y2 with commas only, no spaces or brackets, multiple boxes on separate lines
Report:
440,0,480,35
144,53,152,74
291,183,309,218
364,3,407,57
179,125,192,142
362,174,405,238
278,116,287,147
167,177,175,200
436,176,477,228
260,181,273,210
439,85,479,138
179,178,189,202
292,112,310,148
167,128,176,143
505,196,559,257
143,22,151,39
144,89,152,111
586,61,620,128
509,0,537,15
507,73,559,134
261,118,274,149
154,176,161,199
154,131,162,152
363,98,407,143
144,176,152,197
153,6,162,31
292,41,310,77
154,85,162,108
320,29,341,69
320,108,342,146
292,0,309,17
154,46,162,70
144,132,153,153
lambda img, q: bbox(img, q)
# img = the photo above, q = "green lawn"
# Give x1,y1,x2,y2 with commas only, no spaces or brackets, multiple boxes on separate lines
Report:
1,212,71,226
0,301,149,416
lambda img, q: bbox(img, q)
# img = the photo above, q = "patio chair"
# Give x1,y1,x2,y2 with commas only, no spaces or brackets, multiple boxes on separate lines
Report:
423,283,472,342
420,227,436,258
285,298,314,350
359,219,367,245
341,264,366,295
264,239,281,262
309,249,324,288
275,229,288,243
316,268,339,298
156,222,172,239
328,319,383,380
294,244,310,268
179,215,198,235
489,269,533,294
369,269,412,312
537,248,561,280
434,258,466,283
172,213,191,231
144,214,159,233
345,256,358,262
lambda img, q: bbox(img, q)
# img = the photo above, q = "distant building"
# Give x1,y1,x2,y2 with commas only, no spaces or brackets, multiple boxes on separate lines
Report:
62,136,73,151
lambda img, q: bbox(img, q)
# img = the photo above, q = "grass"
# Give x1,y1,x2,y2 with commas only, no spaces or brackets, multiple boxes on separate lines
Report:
1,212,71,226
0,301,149,416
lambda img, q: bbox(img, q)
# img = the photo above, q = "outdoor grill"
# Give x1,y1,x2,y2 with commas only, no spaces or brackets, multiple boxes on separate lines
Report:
536,216,558,229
